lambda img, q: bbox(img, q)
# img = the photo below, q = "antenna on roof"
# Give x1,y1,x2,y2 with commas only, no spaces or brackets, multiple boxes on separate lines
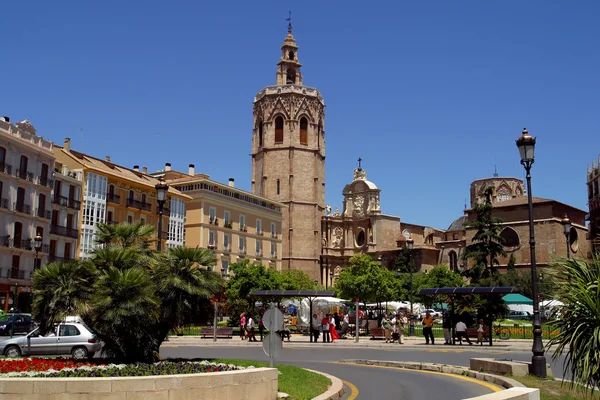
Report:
464,198,467,210
493,165,499,178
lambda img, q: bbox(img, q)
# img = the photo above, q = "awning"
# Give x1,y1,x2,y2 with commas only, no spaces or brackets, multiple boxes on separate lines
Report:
250,290,336,297
418,287,516,296
502,293,533,305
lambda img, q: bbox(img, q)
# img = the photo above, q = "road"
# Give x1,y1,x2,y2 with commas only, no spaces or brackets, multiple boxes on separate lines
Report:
161,345,563,399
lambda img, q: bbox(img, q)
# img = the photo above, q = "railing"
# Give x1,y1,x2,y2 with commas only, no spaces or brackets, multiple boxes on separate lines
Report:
0,235,11,247
50,224,79,239
0,162,12,175
48,255,75,264
38,176,54,188
41,244,50,253
4,269,31,280
256,230,263,236
224,222,232,229
14,239,33,250
36,208,51,219
13,202,32,215
256,250,263,257
271,252,277,259
126,198,152,212
68,198,81,210
161,207,170,215
239,225,247,232
107,193,120,204
16,169,34,182
106,220,119,225
223,245,231,252
239,248,246,254
53,194,69,207
0,198,8,209
271,232,277,238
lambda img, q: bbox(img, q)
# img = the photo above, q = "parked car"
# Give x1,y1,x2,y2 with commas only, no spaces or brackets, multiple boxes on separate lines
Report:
0,323,101,358
0,314,35,335
419,309,442,320
508,311,532,321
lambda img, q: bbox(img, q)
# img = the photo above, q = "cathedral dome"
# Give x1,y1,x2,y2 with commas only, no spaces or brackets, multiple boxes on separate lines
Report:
447,215,467,231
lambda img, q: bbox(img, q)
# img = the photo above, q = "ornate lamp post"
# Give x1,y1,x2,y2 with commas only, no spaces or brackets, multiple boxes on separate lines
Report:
329,271,334,288
516,128,547,378
561,214,572,258
406,237,415,337
33,233,43,270
155,177,169,252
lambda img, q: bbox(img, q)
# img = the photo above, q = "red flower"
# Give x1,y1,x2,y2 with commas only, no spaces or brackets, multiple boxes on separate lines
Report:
0,357,104,374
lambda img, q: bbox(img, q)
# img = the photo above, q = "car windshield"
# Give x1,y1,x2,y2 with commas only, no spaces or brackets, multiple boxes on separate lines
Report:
0,315,12,322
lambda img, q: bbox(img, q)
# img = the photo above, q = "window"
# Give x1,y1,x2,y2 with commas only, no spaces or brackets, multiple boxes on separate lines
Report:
224,211,230,226
16,186,25,208
569,227,579,253
0,146,5,166
224,233,230,250
256,239,262,256
59,325,81,337
109,185,115,195
141,194,146,205
11,255,20,278
500,227,520,249
40,163,49,184
64,242,72,260
276,179,280,195
0,180,3,200
127,215,133,224
356,229,366,247
286,67,296,84
208,230,216,247
288,50,294,60
49,240,57,257
209,207,216,224
496,185,512,202
38,193,46,216
221,259,229,277
299,117,308,145
240,215,246,231
13,222,23,245
275,116,284,143
258,121,263,147
271,222,276,238
140,217,146,225
256,219,262,235
19,155,28,174
449,251,458,272
271,242,276,258
239,236,245,252
36,226,43,237
107,210,113,223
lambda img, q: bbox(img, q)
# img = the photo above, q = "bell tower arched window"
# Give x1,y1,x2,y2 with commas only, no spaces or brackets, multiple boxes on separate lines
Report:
275,116,284,143
299,117,308,145
258,121,263,147
449,251,458,272
286,67,296,84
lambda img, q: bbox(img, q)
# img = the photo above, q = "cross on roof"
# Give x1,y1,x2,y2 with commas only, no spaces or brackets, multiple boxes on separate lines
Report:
286,10,292,33
357,157,362,169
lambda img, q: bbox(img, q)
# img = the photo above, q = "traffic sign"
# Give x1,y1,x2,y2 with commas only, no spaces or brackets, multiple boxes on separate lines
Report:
262,332,283,359
262,307,284,332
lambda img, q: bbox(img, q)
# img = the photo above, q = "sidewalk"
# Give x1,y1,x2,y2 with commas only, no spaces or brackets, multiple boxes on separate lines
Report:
162,333,555,352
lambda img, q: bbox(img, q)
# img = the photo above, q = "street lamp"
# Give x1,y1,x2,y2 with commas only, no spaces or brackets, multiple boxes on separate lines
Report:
406,237,415,337
155,177,169,252
516,127,547,378
33,233,43,270
329,271,334,287
561,214,572,258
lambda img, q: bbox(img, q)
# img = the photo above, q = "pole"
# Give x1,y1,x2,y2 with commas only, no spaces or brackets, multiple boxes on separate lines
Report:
157,205,163,252
354,299,359,343
565,233,570,259
524,164,547,378
409,256,414,337
213,300,218,343
269,304,275,368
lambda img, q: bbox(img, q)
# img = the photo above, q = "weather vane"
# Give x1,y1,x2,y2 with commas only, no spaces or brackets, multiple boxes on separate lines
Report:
287,10,292,33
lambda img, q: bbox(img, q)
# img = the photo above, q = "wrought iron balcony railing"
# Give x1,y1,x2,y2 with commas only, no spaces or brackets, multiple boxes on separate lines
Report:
50,224,79,239
13,202,32,215
107,193,120,204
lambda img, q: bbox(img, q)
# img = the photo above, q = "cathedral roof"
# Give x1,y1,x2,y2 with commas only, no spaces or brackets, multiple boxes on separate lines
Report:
342,167,379,194
447,215,467,231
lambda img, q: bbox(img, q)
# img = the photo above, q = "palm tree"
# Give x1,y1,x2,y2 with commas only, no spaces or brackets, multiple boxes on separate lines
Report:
31,261,96,334
152,247,223,341
547,255,600,391
95,221,155,254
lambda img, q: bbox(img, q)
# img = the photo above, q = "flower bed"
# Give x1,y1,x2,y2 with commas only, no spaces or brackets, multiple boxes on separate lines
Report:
0,358,252,378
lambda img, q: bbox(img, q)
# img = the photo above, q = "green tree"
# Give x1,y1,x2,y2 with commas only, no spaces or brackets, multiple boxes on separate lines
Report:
414,265,464,307
278,269,318,291
507,253,516,272
334,254,389,304
462,186,506,283
547,255,600,390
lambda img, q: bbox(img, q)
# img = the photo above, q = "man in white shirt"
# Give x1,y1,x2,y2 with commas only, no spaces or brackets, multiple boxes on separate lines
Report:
455,320,473,345
311,314,320,342
246,314,258,342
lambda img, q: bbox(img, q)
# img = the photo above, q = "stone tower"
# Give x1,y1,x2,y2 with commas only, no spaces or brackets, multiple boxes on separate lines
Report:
251,23,325,280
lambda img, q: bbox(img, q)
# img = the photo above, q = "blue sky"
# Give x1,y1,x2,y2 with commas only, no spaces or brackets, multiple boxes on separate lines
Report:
2,1,599,229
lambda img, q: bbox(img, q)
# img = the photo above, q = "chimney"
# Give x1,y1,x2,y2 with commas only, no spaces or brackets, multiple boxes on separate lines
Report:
229,178,235,188
105,156,111,162
64,138,71,152
165,162,172,172
142,166,148,174
0,116,9,122
188,164,195,176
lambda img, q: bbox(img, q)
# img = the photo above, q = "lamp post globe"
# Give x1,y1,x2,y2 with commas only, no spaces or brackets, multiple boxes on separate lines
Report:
516,128,546,379
406,237,415,336
155,177,169,252
561,214,572,258
329,271,334,287
33,233,43,271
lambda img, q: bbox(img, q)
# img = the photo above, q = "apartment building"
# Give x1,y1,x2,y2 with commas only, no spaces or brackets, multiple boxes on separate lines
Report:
588,157,600,253
153,163,284,276
0,117,54,312
48,161,82,264
54,139,189,257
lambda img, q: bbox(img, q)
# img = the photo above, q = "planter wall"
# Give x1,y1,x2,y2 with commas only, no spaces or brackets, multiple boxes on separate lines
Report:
0,367,278,400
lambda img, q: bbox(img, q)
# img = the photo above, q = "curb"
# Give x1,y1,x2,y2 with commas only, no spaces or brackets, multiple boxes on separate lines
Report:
340,359,524,389
305,368,345,400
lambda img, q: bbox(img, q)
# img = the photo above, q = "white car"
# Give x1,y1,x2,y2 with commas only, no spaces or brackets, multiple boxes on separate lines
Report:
419,309,442,320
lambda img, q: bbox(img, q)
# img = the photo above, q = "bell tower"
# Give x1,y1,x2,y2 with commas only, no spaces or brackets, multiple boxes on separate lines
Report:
251,20,326,280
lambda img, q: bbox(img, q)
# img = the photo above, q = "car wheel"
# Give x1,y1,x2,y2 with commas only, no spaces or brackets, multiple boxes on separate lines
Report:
71,347,88,359
5,345,21,358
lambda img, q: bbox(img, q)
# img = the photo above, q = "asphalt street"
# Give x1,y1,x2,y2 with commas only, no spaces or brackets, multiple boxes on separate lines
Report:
160,345,563,399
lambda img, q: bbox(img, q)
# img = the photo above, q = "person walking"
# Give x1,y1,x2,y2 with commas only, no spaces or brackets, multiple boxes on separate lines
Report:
455,319,473,345
397,312,407,344
476,319,486,346
240,313,246,340
442,312,452,345
321,314,331,343
311,313,320,342
258,315,265,342
422,312,435,345
246,313,258,342
381,313,392,343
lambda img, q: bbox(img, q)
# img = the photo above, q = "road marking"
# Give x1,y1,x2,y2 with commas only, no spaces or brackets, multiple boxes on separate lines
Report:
332,363,501,393
426,349,465,353
342,379,359,400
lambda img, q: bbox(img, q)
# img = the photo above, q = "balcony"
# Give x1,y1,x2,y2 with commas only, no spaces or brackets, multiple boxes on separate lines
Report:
106,220,119,225
50,224,79,239
224,222,232,229
16,169,34,182
0,235,11,247
36,208,51,219
14,239,33,250
239,247,246,255
209,217,219,226
270,252,277,259
0,162,12,175
107,193,121,204
48,255,75,264
38,176,54,188
52,194,69,207
270,232,278,239
223,245,231,252
239,224,247,232
0,268,31,280
126,198,152,212
13,202,32,215
68,198,81,210
256,250,263,257
0,198,8,209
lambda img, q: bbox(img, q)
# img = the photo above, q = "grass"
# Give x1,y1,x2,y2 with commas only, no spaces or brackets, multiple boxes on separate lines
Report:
211,358,331,400
512,375,600,400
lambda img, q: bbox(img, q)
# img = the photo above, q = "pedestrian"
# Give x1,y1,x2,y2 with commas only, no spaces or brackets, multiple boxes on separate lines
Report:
455,319,473,345
311,313,320,342
246,313,258,342
476,319,486,346
422,312,435,345
333,312,341,331
330,316,340,342
397,312,407,344
442,312,452,345
258,315,265,342
321,314,331,343
240,313,246,340
381,313,392,343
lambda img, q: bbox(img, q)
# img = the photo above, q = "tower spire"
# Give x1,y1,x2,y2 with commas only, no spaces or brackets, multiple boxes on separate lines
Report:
276,14,302,85
493,165,499,177
287,10,292,33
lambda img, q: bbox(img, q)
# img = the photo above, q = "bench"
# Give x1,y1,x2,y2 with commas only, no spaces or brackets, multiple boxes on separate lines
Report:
200,327,234,339
370,327,386,340
464,328,489,338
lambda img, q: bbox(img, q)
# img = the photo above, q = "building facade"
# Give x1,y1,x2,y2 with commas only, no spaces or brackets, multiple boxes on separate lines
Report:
54,139,189,258
155,164,284,276
0,117,54,312
588,157,600,253
49,161,82,264
251,25,325,279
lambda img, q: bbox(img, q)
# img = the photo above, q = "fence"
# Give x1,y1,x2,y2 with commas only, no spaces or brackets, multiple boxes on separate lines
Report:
410,324,559,340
